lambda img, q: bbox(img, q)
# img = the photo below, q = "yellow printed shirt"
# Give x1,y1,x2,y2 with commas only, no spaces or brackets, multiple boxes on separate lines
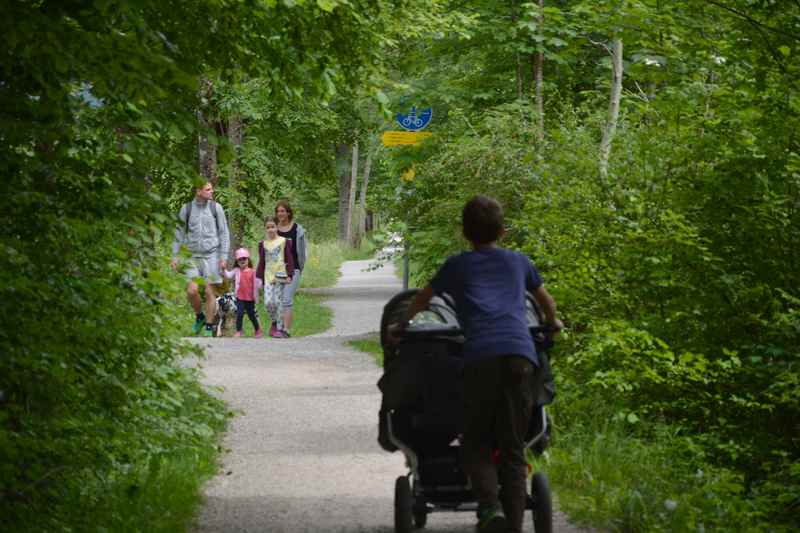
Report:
257,237,292,284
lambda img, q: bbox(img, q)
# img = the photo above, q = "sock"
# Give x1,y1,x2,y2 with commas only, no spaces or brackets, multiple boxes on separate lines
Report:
196,312,205,321
205,323,213,330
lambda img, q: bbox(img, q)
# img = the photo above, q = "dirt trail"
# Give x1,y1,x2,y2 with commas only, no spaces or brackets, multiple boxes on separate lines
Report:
195,259,592,532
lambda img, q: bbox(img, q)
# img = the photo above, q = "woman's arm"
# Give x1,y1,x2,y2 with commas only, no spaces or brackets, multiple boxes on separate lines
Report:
284,239,295,276
255,241,265,281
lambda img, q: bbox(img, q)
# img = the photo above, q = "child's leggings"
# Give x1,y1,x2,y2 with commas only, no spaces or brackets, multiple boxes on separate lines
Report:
264,282,286,330
236,300,260,332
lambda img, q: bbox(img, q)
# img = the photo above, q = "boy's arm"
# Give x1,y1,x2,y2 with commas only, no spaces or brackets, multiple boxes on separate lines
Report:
386,285,435,344
533,285,563,331
404,285,435,323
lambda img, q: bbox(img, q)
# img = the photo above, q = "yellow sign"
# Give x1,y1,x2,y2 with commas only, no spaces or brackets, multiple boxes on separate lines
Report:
382,131,432,146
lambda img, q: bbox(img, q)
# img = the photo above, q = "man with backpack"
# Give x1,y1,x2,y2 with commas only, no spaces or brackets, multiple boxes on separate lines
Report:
170,181,231,336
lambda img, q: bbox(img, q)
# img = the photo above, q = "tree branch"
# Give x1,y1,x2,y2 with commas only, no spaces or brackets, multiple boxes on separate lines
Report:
702,0,800,41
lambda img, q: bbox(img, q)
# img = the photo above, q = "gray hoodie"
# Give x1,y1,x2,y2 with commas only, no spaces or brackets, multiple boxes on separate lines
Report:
172,199,230,258
293,223,308,271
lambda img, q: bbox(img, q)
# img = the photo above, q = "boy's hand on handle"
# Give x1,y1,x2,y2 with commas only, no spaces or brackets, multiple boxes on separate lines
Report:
386,321,407,345
547,318,564,336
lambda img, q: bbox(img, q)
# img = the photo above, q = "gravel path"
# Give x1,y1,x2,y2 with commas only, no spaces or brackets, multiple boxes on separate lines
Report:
195,259,592,532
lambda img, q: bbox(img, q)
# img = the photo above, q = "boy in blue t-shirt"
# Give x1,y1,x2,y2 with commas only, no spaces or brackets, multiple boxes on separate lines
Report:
396,195,562,533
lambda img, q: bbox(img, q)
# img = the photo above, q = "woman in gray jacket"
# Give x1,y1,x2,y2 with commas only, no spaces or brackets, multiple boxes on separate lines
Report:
274,200,307,337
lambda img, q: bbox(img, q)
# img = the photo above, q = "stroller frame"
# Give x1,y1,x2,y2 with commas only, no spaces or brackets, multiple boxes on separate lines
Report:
379,289,555,532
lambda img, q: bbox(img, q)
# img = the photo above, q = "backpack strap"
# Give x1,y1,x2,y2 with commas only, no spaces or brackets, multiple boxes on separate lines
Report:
184,201,192,236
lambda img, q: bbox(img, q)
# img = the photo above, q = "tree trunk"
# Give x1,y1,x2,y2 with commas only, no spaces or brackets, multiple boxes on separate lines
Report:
599,38,623,182
347,141,359,247
534,0,544,140
512,0,523,100
336,143,351,243
353,144,375,247
198,77,217,185
228,114,245,263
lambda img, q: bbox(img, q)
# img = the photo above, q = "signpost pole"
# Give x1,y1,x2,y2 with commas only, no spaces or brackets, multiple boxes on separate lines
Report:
383,105,432,292
403,249,409,290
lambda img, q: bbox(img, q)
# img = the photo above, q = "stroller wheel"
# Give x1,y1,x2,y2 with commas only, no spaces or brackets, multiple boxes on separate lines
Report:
413,507,427,529
530,472,553,533
394,475,413,533
412,479,427,528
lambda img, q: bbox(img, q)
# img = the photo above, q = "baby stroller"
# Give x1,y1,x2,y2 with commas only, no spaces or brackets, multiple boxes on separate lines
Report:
377,289,556,533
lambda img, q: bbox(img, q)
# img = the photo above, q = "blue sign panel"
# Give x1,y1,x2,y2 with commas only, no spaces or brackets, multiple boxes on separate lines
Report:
396,106,433,131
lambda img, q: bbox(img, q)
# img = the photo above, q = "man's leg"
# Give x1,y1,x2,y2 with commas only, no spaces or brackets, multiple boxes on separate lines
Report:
186,281,205,334
462,358,506,531
204,283,219,328
187,281,202,314
497,357,535,533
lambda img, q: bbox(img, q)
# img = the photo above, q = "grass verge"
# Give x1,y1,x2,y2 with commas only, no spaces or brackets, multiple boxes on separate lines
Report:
235,292,332,338
7,376,229,532
302,239,376,289
541,398,776,532
348,333,383,366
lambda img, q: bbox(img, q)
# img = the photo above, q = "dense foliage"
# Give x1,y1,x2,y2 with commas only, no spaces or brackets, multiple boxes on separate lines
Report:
1,0,411,528
374,1,800,530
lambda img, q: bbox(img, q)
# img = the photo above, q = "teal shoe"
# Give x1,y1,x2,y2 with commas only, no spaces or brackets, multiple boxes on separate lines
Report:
476,508,507,533
192,314,205,335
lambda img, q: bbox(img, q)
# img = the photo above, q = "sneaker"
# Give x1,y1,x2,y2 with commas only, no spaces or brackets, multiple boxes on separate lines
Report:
234,331,243,338
254,329,264,339
280,330,291,338
202,326,214,338
192,315,205,335
476,508,507,533
268,322,278,337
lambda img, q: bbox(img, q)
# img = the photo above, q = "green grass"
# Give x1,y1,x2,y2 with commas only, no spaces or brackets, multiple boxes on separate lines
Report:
234,292,332,337
301,239,376,288
348,333,383,366
8,380,228,532
541,400,772,532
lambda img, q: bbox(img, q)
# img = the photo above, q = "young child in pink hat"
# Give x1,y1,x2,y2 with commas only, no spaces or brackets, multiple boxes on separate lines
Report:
224,248,263,338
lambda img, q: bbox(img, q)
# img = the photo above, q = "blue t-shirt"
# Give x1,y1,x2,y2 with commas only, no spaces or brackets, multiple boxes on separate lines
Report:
429,247,543,365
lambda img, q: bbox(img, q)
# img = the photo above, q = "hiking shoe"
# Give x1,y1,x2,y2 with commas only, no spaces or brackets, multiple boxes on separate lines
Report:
192,315,205,335
268,322,278,337
202,326,214,338
254,329,264,339
476,509,507,533
234,331,243,338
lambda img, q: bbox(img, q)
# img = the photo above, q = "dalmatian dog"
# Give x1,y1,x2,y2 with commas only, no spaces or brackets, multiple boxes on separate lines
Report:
214,292,238,337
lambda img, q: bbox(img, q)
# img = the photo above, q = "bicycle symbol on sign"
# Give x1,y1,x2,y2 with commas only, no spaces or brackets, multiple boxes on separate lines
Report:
396,106,433,132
